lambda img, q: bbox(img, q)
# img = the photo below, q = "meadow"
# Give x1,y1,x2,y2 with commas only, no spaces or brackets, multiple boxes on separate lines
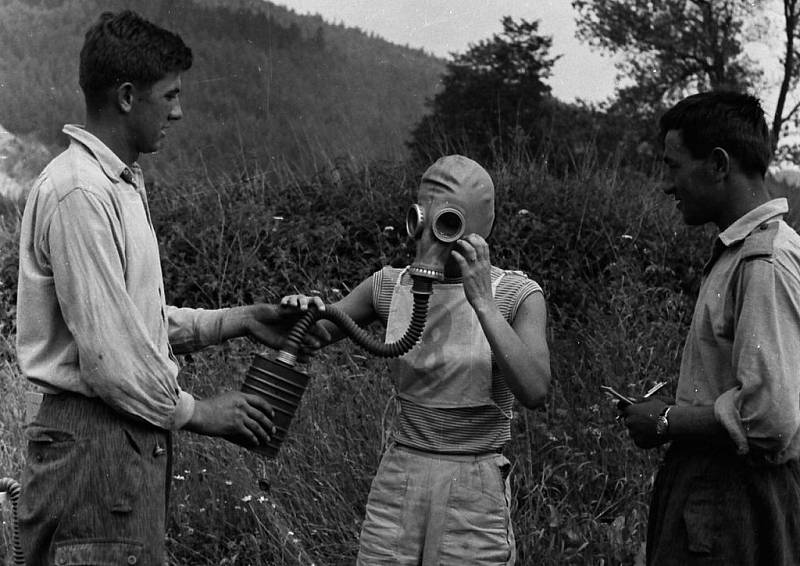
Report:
0,148,712,565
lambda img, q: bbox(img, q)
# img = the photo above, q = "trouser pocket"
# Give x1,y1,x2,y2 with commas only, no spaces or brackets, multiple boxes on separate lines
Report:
54,539,143,565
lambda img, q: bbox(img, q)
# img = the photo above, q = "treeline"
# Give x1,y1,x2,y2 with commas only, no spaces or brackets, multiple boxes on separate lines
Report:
0,0,445,178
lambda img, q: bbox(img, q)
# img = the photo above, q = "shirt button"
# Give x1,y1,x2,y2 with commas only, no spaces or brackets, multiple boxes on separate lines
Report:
127,555,138,565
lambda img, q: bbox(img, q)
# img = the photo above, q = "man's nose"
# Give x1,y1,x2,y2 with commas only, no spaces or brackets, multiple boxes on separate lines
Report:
169,100,183,121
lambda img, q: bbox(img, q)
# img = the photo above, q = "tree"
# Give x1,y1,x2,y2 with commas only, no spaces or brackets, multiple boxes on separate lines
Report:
572,0,760,134
774,0,800,150
573,0,800,154
408,17,560,164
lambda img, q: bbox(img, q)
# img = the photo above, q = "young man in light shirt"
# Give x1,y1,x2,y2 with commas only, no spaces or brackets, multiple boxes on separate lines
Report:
15,10,323,564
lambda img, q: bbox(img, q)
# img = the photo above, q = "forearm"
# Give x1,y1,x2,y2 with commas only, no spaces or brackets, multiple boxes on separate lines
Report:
168,305,253,353
665,404,731,444
218,304,273,341
475,302,550,409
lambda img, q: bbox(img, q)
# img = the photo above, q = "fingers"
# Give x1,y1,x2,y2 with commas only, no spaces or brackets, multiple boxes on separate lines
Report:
450,248,470,271
240,393,276,445
280,294,326,312
452,234,490,266
243,392,274,420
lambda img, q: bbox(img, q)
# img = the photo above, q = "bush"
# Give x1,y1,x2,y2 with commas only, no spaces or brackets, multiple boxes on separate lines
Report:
1,147,714,564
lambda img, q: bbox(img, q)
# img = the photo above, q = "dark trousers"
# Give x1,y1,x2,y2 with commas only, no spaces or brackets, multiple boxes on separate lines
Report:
19,393,171,566
647,440,800,566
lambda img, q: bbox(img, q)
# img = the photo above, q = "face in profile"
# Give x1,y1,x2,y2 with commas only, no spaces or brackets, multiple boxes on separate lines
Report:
661,130,725,227
128,71,183,155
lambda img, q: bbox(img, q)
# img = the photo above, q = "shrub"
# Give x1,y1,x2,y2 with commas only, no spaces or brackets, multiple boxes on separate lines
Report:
1,147,714,564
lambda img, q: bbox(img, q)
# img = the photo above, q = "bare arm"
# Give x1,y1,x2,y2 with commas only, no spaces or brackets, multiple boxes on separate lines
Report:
475,291,551,409
452,234,551,409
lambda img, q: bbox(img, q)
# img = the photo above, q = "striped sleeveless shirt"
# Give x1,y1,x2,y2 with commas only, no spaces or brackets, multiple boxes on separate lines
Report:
371,265,542,453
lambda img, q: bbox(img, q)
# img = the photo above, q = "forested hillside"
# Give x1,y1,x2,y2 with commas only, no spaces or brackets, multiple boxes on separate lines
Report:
0,0,446,179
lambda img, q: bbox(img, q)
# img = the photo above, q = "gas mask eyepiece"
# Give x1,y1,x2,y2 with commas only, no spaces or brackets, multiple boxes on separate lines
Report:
406,204,424,239
432,208,465,243
405,204,465,243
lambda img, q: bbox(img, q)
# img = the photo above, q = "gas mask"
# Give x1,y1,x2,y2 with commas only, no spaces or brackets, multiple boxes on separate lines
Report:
406,155,495,281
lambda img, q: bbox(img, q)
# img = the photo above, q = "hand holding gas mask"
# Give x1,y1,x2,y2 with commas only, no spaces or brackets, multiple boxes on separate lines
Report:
405,155,495,310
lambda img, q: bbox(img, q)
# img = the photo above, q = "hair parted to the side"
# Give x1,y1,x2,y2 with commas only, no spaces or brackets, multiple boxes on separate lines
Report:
659,91,772,177
79,10,192,107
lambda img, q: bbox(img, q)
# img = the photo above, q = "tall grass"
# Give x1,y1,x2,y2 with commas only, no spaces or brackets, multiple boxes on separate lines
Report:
1,148,711,564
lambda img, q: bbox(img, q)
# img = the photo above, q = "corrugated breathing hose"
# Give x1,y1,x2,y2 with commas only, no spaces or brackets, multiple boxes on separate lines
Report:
0,477,24,566
276,275,433,366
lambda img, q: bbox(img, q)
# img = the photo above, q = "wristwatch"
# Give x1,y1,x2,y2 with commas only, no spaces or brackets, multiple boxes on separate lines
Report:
655,406,672,436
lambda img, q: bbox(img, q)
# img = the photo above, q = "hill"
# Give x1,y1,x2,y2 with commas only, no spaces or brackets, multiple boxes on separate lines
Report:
0,0,446,180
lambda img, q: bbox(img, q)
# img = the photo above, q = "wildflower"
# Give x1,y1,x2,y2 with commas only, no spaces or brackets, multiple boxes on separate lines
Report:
517,209,531,216
173,475,185,481
224,480,233,486
241,495,252,502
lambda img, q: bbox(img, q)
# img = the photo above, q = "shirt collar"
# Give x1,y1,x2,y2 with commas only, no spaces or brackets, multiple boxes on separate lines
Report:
718,198,788,247
62,124,139,186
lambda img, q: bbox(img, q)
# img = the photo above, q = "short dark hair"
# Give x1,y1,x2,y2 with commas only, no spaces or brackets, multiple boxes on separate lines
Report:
659,91,772,177
79,10,192,108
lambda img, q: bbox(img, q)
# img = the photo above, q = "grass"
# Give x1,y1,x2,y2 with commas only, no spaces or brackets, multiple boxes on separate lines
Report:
0,148,709,564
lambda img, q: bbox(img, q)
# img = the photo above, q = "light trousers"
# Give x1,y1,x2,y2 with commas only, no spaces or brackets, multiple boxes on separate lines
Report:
357,444,516,565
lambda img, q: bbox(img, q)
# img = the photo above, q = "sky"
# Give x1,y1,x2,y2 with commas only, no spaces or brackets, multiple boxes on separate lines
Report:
273,0,620,103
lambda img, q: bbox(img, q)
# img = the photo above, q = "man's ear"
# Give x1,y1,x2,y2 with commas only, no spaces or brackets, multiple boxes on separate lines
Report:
708,147,730,179
116,82,135,114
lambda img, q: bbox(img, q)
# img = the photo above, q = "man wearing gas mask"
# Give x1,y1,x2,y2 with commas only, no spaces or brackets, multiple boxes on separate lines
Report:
283,154,550,564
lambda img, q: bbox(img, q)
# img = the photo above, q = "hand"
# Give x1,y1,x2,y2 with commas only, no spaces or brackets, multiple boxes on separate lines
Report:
451,234,493,312
278,295,331,360
281,294,326,313
185,391,275,446
243,302,330,361
619,397,670,449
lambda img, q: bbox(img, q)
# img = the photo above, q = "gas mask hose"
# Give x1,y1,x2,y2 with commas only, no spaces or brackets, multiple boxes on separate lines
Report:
0,476,24,566
275,275,434,367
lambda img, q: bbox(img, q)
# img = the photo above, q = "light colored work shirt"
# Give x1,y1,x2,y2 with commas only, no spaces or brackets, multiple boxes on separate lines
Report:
676,198,800,464
16,124,229,430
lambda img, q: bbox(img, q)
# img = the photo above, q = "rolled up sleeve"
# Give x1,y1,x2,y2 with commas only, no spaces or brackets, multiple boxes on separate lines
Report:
714,258,800,458
166,306,231,354
49,188,191,430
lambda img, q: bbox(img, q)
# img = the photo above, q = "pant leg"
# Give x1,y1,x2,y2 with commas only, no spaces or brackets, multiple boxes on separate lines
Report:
19,393,170,566
435,453,515,566
357,446,516,566
357,445,426,565
647,442,800,566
